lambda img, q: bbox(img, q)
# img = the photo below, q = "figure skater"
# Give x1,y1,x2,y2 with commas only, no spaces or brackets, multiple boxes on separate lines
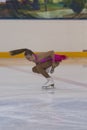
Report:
9,48,67,88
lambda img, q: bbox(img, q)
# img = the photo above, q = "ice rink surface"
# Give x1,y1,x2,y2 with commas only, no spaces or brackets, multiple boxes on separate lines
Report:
0,60,87,130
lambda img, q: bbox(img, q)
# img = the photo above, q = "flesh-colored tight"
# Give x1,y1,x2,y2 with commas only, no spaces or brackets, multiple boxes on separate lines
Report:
32,61,59,78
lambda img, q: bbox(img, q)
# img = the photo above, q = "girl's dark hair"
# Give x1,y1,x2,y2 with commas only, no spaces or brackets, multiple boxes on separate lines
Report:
9,48,34,56
24,49,33,56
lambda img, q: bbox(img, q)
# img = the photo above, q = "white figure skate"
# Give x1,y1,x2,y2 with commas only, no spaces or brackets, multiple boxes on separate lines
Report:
42,77,54,89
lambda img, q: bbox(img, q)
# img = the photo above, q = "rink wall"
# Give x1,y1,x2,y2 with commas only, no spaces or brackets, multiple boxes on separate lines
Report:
0,52,87,58
0,20,87,58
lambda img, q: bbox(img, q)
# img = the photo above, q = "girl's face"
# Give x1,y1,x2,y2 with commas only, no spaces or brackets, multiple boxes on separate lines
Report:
25,54,35,61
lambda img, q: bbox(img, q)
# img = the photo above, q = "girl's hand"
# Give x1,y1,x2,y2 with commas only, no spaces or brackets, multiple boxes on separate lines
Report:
50,67,54,74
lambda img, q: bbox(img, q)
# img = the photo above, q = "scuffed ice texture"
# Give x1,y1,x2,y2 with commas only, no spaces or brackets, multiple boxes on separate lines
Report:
0,65,87,130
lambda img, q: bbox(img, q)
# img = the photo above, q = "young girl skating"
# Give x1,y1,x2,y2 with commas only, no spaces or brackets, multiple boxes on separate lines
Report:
9,48,67,88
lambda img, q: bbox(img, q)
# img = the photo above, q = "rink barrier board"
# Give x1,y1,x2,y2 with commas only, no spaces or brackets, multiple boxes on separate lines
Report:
0,52,87,58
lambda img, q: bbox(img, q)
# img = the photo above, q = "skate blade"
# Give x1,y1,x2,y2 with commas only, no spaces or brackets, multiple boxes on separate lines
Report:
42,84,55,89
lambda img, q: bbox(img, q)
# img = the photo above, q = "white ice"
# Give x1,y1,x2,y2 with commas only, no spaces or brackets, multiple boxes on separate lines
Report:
0,64,87,130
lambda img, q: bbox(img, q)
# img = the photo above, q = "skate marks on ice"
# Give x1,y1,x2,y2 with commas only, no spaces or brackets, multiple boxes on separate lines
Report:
0,98,87,130
1,65,87,88
0,65,87,130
